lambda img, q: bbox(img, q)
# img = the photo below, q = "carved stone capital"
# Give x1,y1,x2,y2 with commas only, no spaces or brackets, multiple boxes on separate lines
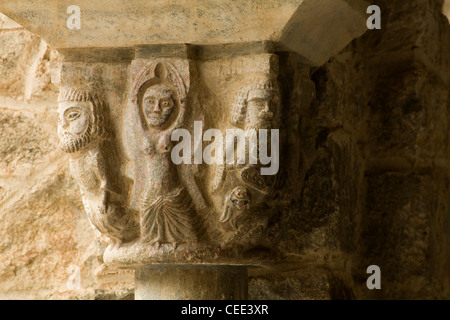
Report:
51,47,314,273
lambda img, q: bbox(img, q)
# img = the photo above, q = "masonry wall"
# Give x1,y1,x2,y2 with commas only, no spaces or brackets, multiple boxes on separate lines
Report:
0,0,450,299
0,13,134,299
353,0,450,299
246,0,450,299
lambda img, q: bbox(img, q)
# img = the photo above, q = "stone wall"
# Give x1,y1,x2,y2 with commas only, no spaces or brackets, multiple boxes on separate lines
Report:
0,0,450,299
352,0,450,299
249,0,450,299
0,13,133,299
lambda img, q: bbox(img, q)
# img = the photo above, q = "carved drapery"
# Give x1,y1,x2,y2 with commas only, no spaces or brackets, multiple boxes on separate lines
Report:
53,48,289,268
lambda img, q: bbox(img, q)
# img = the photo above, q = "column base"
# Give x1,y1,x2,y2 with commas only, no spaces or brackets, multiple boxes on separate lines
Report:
135,265,248,300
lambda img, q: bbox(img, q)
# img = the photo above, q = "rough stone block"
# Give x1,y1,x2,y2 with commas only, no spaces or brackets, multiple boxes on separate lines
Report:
0,12,21,29
249,270,332,300
0,0,369,66
0,30,40,97
357,172,446,299
367,63,449,162
273,130,361,256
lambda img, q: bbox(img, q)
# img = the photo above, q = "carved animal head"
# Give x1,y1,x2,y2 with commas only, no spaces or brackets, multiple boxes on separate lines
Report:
219,186,251,229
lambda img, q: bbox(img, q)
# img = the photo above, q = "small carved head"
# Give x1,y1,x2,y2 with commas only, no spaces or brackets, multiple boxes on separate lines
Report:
140,82,176,128
231,77,280,130
229,186,251,211
219,186,251,228
133,62,184,130
57,86,110,153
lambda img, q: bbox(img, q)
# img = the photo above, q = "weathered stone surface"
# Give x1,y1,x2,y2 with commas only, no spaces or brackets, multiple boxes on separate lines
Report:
356,172,448,299
0,0,369,66
367,63,449,163
445,0,450,21
0,13,57,100
135,266,248,300
0,12,21,29
0,23,134,299
350,0,450,299
0,30,40,98
249,268,357,300
51,51,287,269
1,0,450,300
264,0,450,300
249,270,332,300
0,104,95,299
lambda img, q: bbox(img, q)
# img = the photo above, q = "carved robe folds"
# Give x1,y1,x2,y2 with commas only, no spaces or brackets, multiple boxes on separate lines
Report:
55,51,284,268
124,60,199,247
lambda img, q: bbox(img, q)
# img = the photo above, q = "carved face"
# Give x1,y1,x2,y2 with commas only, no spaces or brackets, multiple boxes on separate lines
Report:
246,89,279,129
58,101,93,153
141,83,175,127
229,186,251,211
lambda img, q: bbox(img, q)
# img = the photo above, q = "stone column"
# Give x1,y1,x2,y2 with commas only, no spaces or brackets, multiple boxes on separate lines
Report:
51,45,284,300
0,0,370,300
135,266,248,300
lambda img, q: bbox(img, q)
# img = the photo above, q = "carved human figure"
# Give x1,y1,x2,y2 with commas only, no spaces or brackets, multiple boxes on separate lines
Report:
232,76,280,188
231,77,280,131
212,76,281,195
126,62,198,247
210,77,281,232
57,86,139,247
